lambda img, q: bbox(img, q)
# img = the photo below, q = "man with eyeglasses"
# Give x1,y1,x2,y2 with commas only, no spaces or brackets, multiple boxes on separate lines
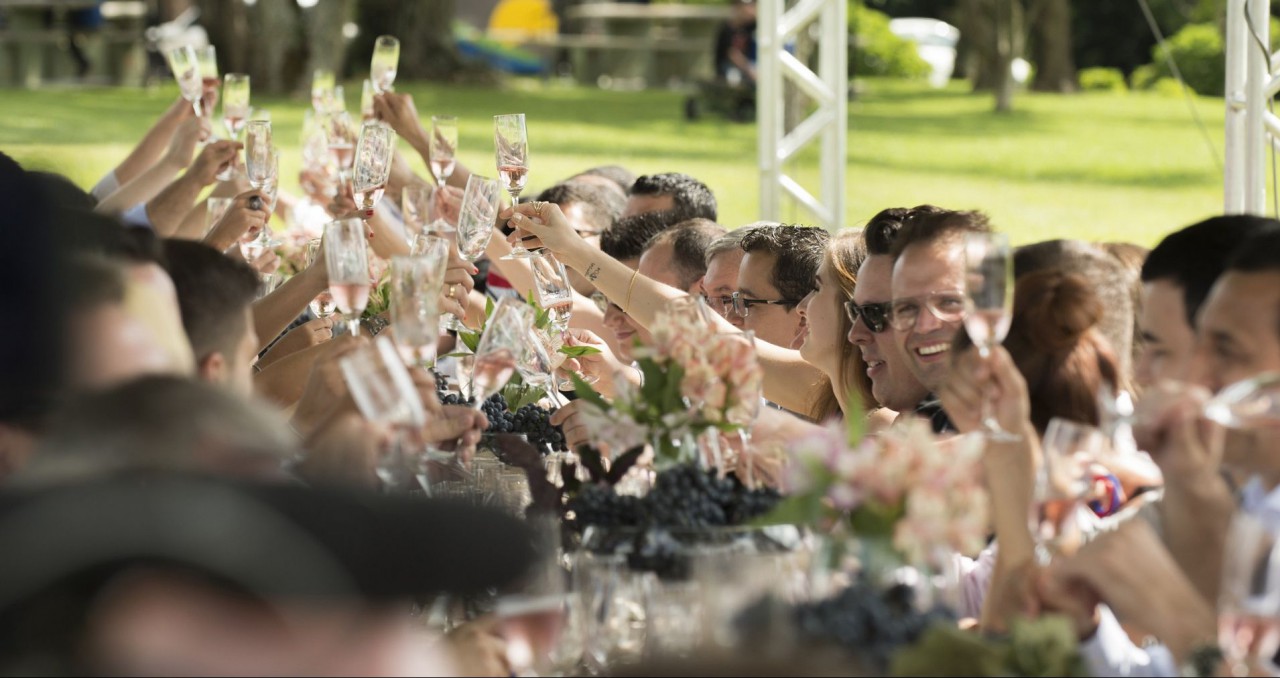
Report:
699,223,775,328
736,225,830,349
888,208,993,433
847,208,931,416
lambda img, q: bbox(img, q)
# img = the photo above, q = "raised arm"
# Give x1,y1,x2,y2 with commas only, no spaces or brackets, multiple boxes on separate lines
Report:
96,117,211,216
145,140,241,236
372,92,472,190
111,97,197,187
501,202,823,415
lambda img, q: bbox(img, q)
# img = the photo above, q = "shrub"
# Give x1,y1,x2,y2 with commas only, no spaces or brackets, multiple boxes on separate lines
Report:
1129,63,1161,91
1151,77,1186,97
848,2,931,79
1079,67,1127,92
1139,18,1280,96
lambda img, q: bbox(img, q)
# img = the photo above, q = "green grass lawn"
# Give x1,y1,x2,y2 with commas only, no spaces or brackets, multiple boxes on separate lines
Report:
0,77,1230,246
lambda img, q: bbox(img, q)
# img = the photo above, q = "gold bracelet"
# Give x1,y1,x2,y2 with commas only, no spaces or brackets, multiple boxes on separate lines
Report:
624,268,640,313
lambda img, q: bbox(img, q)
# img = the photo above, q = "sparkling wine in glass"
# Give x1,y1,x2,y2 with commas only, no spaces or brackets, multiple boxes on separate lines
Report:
244,121,274,188
1219,513,1280,676
311,68,335,112
1033,417,1109,563
339,336,428,491
324,111,358,179
401,183,433,240
166,46,203,117
471,298,530,408
196,46,219,118
305,239,336,319
325,218,371,337
446,174,502,332
531,251,574,334
1205,372,1280,430
390,254,447,368
430,115,458,184
963,231,1017,440
370,35,400,94
360,78,376,121
494,113,535,259
221,73,250,139
352,120,395,214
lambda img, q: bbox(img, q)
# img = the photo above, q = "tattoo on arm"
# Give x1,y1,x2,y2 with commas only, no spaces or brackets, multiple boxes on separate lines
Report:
585,263,601,282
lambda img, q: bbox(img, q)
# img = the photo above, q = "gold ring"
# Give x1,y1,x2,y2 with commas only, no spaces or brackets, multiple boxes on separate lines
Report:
448,284,457,299
533,201,544,217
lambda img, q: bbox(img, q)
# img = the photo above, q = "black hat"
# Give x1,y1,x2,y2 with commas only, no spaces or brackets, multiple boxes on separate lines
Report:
0,473,537,607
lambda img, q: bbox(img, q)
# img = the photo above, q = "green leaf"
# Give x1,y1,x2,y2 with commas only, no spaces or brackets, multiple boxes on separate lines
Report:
459,330,481,354
849,499,906,540
484,295,495,320
440,352,474,360
577,446,607,483
605,445,645,484
890,623,1007,677
571,373,611,412
753,493,826,527
558,345,602,358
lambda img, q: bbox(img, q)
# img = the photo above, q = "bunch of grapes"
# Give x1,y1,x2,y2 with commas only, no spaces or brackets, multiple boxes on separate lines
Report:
788,582,955,672
568,463,782,533
435,392,568,453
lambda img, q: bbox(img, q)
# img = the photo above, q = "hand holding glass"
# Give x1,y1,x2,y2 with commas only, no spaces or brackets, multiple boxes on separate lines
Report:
324,218,371,337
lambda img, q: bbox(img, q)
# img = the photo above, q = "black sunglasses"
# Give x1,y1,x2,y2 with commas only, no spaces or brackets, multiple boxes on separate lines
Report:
844,300,891,334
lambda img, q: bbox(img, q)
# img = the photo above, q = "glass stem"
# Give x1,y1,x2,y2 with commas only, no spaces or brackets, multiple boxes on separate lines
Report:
348,317,360,337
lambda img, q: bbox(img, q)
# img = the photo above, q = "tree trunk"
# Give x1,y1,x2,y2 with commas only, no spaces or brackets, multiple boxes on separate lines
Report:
993,0,1021,112
195,0,251,75
352,0,465,82
302,0,353,86
1030,0,1076,92
957,0,1000,91
247,0,300,94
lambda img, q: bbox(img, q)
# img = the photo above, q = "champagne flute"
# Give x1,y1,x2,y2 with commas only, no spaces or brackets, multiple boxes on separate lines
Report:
1033,417,1109,564
244,120,274,188
339,336,428,491
531,251,573,335
205,197,233,237
352,120,396,214
311,68,335,112
1205,372,1280,429
305,238,336,319
471,297,528,410
1219,513,1280,677
390,254,447,369
360,78,376,121
401,182,433,241
446,174,502,332
165,46,203,117
196,45,219,118
494,114,534,259
430,115,458,184
963,232,1018,441
370,35,400,94
325,218,371,337
495,515,569,676
324,110,358,182
221,73,250,140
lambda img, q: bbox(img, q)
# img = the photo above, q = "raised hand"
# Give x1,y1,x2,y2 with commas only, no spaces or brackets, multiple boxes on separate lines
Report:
938,344,1032,435
204,188,268,252
189,139,242,186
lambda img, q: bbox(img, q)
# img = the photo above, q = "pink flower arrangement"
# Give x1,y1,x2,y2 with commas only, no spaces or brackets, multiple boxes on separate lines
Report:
574,297,765,467
782,418,989,565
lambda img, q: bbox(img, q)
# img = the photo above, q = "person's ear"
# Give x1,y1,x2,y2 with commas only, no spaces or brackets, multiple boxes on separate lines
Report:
197,352,227,385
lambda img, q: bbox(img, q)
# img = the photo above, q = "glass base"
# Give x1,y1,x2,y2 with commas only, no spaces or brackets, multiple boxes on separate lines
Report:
444,313,467,332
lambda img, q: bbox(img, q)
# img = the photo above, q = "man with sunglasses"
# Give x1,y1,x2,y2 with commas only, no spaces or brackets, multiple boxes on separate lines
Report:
847,208,930,416
888,208,992,433
736,225,830,349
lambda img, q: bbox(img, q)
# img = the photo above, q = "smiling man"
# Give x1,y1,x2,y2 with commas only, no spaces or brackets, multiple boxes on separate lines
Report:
888,208,992,432
849,208,931,414
736,225,830,349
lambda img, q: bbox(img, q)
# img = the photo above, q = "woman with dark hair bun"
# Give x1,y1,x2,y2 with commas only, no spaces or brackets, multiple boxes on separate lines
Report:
1002,269,1121,435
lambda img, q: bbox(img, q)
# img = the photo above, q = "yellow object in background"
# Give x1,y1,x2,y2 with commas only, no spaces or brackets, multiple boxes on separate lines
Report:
488,0,559,44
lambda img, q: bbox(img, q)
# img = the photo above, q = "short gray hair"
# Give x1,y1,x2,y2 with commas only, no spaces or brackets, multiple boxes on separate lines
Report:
704,222,779,266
